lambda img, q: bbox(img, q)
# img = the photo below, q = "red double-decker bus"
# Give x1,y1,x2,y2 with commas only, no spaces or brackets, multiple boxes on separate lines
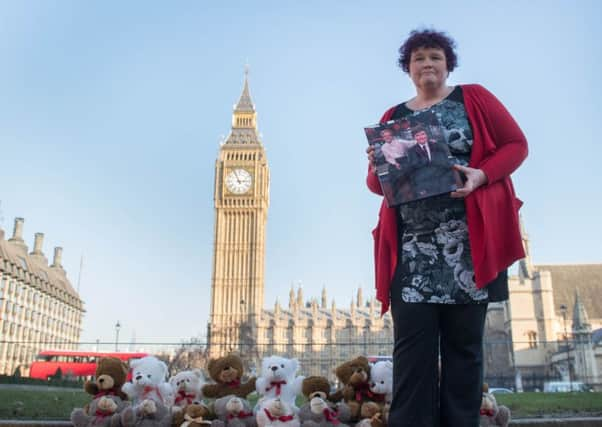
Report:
29,350,148,380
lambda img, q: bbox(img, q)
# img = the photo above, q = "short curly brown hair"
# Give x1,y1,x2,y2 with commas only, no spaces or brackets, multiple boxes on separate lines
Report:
398,29,458,73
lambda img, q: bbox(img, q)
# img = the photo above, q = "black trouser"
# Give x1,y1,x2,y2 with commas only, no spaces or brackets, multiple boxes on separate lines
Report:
388,299,488,427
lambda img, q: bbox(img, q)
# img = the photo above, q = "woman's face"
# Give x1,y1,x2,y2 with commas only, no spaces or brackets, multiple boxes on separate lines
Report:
408,46,448,90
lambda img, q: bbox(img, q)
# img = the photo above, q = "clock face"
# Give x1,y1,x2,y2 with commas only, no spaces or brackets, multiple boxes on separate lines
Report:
225,168,252,194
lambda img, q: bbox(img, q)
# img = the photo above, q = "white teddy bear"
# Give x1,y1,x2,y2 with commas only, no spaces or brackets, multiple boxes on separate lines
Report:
368,360,393,424
121,356,173,407
169,368,205,408
256,398,300,427
256,356,304,412
369,361,393,405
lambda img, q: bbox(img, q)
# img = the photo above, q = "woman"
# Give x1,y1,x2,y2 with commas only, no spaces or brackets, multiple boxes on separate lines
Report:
366,29,527,426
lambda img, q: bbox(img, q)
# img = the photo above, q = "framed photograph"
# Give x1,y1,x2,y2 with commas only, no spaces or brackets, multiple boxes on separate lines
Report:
364,110,462,207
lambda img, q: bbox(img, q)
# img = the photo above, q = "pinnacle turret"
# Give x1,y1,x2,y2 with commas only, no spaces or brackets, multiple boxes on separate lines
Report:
572,288,591,333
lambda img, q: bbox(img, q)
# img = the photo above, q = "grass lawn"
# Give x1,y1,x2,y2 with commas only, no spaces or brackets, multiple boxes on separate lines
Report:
497,392,602,418
0,389,89,420
1,389,602,420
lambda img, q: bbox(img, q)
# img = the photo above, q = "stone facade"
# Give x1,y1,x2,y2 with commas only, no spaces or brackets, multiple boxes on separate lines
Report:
493,224,602,388
0,218,84,375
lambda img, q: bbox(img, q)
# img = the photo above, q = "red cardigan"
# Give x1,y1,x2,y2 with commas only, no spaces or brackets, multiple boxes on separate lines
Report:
367,84,528,315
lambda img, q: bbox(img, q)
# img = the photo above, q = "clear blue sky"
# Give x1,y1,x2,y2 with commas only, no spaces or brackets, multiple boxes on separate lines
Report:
1,1,600,346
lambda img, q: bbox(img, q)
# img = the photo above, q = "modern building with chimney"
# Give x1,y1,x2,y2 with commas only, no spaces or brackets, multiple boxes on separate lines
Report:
0,217,84,376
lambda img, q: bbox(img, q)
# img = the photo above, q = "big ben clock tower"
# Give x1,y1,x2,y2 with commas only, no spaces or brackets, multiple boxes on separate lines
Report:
208,70,269,358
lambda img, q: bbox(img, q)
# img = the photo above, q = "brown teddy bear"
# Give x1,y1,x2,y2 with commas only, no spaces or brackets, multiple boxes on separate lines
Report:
331,356,382,422
202,354,256,399
356,402,386,427
85,356,129,402
71,357,130,426
172,402,213,427
298,376,352,427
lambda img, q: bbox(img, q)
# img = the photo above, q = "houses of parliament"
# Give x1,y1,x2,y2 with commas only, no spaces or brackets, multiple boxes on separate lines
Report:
207,72,601,386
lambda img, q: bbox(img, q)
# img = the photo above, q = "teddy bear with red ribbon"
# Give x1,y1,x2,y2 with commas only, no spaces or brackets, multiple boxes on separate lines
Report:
297,376,352,427
256,398,300,427
330,356,385,423
479,384,511,427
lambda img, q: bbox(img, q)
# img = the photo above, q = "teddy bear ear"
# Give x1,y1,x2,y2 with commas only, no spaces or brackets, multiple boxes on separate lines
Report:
385,361,393,370
159,360,168,378
192,368,203,378
291,358,299,371
357,356,369,365
130,358,141,369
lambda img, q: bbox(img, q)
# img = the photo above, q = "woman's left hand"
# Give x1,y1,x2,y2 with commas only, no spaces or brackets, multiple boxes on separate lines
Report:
450,165,488,198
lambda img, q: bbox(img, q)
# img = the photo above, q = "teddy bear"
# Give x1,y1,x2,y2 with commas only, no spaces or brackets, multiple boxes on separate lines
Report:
85,357,130,403
202,354,257,399
479,384,511,427
368,360,392,423
256,398,300,427
170,369,205,408
71,356,131,425
355,402,386,427
122,356,173,407
120,398,173,427
368,361,392,406
331,356,379,422
255,356,304,412
71,395,124,427
172,402,213,427
210,395,256,427
297,376,352,427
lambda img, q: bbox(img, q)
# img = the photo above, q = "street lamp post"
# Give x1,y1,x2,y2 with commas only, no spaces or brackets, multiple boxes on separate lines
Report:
559,305,572,391
115,321,121,352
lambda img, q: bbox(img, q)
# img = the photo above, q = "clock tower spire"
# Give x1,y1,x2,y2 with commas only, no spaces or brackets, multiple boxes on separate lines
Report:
208,69,269,360
226,66,260,144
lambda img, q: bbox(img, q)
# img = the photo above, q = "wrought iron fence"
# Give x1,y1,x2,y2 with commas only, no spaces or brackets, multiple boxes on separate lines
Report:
1,339,600,392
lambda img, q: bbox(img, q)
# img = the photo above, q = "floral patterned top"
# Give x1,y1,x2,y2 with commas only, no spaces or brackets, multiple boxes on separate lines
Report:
390,86,489,304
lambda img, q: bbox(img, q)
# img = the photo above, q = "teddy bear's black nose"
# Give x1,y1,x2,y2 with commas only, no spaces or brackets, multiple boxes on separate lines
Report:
271,366,278,371
136,375,142,380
